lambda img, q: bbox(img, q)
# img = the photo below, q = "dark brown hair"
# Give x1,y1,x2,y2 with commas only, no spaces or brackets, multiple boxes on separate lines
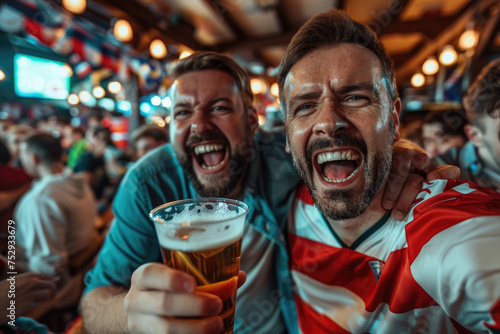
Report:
23,132,63,165
169,51,253,109
463,59,500,126
278,9,397,112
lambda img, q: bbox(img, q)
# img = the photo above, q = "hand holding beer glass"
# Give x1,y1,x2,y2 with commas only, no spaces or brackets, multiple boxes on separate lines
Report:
150,198,249,334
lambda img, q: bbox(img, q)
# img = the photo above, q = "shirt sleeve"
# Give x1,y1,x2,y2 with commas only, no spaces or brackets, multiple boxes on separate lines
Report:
83,166,163,293
411,215,500,333
15,195,69,276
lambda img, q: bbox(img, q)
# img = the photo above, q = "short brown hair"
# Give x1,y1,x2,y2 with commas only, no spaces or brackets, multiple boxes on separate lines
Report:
463,59,500,125
130,124,168,144
278,9,397,113
169,51,253,109
23,132,63,165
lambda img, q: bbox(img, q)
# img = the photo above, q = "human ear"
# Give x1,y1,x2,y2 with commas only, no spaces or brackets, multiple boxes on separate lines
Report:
248,107,259,135
464,124,483,148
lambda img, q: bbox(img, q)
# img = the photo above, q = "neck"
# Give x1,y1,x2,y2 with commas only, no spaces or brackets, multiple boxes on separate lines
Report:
325,187,388,247
38,162,65,178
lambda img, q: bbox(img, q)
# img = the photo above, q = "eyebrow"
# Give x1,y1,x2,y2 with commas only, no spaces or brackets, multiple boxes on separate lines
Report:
173,102,191,109
336,82,379,99
210,97,234,105
289,82,379,108
173,97,234,109
288,91,323,110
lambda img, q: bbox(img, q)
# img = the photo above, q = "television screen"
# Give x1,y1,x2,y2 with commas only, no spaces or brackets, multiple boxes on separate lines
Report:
14,54,70,100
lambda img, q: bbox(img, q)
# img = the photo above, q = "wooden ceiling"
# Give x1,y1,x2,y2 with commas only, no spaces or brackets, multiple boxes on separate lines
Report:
67,0,500,83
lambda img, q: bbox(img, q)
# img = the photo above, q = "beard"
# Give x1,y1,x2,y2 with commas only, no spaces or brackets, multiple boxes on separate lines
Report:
175,131,254,198
291,131,393,221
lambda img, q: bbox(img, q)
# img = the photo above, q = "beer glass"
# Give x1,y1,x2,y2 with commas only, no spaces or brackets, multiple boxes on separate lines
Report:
150,198,249,334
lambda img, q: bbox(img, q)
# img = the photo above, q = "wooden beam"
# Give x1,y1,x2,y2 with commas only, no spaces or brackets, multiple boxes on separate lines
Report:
276,0,291,31
202,0,247,39
380,15,457,38
396,0,497,82
94,0,203,50
383,0,411,23
471,4,500,80
390,41,426,67
215,30,296,52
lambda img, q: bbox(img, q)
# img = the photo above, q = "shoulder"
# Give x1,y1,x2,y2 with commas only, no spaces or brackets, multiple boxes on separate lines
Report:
123,144,182,183
405,179,500,259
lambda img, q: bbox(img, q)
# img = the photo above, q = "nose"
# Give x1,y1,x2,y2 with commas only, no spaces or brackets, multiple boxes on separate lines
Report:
312,100,349,137
190,110,213,134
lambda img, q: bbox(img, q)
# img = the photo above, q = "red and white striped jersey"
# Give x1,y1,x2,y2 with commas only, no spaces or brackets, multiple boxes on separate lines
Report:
288,179,500,333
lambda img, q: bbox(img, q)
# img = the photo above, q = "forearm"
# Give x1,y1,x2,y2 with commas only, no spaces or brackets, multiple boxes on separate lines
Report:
80,286,129,333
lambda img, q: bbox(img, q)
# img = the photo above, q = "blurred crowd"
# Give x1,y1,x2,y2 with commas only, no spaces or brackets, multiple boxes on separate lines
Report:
0,112,168,332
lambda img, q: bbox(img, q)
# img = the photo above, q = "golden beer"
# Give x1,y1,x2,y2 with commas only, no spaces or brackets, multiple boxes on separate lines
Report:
151,198,248,334
161,236,242,333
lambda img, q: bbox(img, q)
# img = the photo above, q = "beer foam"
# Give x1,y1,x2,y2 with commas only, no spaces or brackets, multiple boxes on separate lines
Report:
156,218,244,251
154,201,246,252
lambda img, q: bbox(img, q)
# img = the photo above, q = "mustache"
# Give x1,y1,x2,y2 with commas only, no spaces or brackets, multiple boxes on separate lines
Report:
185,133,228,151
306,134,367,163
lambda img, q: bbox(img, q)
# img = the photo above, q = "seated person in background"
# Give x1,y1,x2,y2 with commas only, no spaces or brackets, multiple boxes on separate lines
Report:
14,132,96,281
0,138,31,254
66,126,88,169
4,124,32,168
75,127,123,208
129,124,168,160
0,118,14,137
0,257,57,333
421,107,468,159
398,120,423,147
279,9,500,332
434,59,500,192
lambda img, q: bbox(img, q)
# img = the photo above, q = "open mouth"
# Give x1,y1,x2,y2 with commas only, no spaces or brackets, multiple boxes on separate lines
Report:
193,142,228,171
315,149,362,183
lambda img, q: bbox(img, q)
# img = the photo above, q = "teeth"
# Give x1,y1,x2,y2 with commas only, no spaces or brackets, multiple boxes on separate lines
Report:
202,160,225,170
194,144,224,155
317,150,360,164
323,166,360,183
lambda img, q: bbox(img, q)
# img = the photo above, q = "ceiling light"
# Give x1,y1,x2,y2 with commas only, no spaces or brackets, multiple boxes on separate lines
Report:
179,51,192,59
108,81,122,94
68,94,79,105
439,45,458,66
93,86,105,98
422,57,439,75
151,95,162,106
113,19,133,42
458,29,479,50
150,39,167,59
270,82,279,97
62,0,86,14
0,70,5,81
251,78,266,95
78,90,91,103
162,96,171,108
411,73,425,88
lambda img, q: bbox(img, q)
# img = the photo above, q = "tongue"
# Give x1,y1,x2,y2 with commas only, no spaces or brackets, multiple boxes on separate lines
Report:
323,161,356,181
202,151,225,167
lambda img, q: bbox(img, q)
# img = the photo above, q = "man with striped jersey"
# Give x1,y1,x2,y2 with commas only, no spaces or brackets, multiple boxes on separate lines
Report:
279,9,500,333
